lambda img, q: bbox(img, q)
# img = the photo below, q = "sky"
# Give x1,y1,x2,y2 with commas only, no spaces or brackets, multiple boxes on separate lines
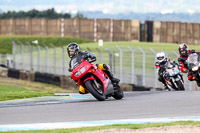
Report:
0,0,200,14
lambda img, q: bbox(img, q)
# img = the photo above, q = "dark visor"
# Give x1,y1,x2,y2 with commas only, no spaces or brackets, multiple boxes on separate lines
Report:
157,57,164,60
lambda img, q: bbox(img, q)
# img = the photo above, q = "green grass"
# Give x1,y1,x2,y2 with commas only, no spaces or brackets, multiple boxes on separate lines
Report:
1,121,200,133
0,84,54,101
79,41,200,52
0,35,91,54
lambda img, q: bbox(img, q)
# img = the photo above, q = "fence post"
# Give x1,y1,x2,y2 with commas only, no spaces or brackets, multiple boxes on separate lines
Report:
11,40,16,69
61,45,66,76
18,41,24,70
94,18,97,42
110,19,113,42
105,48,112,72
173,50,179,58
86,47,92,52
96,48,102,64
128,46,134,84
139,47,145,86
34,43,40,72
116,45,123,82
61,18,64,37
150,48,158,88
162,49,168,58
26,41,33,71
0,54,1,64
50,43,56,75
43,43,48,73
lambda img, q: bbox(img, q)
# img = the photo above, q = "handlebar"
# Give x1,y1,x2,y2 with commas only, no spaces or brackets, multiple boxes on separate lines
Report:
89,59,96,63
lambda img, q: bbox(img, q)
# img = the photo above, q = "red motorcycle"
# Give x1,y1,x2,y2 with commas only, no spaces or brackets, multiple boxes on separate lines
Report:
71,56,124,101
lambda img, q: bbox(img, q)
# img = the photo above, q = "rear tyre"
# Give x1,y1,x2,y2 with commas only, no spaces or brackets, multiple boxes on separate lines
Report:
85,80,105,101
112,84,124,100
176,80,185,91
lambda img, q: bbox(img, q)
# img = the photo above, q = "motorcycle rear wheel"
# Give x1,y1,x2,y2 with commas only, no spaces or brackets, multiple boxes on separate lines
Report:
112,84,124,100
85,80,106,101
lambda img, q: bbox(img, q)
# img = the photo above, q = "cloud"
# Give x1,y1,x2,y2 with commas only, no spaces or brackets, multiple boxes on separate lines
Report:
187,9,195,14
1,0,200,14
161,9,174,14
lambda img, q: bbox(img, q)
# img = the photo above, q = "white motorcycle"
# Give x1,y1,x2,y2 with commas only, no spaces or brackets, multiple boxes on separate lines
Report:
163,62,185,91
187,53,200,87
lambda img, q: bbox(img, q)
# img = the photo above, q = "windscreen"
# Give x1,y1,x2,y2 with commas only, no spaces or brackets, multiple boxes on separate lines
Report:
70,55,83,69
187,54,198,64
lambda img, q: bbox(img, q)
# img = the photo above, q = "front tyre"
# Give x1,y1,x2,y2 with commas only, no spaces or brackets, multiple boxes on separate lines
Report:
196,80,200,87
85,80,105,101
112,84,124,100
176,80,185,91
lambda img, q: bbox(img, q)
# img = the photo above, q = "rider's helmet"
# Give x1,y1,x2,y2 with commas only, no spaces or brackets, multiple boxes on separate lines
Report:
178,43,189,58
67,42,79,58
156,52,167,64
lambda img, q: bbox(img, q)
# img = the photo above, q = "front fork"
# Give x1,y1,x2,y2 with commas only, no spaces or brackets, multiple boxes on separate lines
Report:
172,75,184,88
194,71,200,81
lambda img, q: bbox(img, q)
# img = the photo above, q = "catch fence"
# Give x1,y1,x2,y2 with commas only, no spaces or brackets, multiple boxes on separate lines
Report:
4,40,196,90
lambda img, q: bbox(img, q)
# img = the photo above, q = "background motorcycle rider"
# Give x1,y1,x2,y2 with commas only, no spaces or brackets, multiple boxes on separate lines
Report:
178,43,200,81
67,42,120,94
155,52,176,90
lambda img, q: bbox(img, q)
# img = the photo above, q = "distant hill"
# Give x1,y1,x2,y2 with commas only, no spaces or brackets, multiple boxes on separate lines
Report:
81,11,200,23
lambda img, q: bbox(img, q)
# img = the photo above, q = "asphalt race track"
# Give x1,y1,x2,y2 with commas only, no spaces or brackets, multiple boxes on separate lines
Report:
1,91,200,127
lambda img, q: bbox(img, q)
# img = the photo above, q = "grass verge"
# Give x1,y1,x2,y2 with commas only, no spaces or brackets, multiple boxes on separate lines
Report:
0,77,72,101
0,84,54,101
1,121,200,133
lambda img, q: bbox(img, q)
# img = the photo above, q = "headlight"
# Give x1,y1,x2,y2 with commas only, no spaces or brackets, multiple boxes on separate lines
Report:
192,66,199,71
80,66,86,73
171,71,176,75
75,71,81,77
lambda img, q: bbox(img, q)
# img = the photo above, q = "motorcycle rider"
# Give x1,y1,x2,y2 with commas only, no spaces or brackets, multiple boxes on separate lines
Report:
67,42,120,94
155,51,175,90
178,43,200,81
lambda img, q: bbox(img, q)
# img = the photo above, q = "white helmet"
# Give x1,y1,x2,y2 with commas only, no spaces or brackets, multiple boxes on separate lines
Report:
156,52,167,63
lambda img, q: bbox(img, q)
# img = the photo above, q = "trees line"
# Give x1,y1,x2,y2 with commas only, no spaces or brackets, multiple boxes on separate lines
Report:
0,8,86,19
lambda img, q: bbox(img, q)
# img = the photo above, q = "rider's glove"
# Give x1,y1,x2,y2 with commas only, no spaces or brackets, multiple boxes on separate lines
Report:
91,56,96,60
83,54,89,60
184,60,188,66
191,49,195,54
68,68,72,72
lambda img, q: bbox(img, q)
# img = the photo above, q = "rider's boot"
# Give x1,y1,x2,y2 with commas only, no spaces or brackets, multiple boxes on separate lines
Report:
162,82,169,91
79,86,89,94
104,70,120,84
97,64,120,84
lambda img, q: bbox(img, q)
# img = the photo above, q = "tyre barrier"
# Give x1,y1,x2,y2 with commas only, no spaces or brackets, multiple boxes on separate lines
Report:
132,84,151,91
8,69,20,79
2,67,160,91
0,67,8,77
35,72,61,86
19,71,35,81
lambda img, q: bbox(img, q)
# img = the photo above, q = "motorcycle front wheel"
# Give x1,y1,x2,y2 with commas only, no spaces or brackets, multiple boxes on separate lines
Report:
85,80,106,101
176,80,185,91
196,80,200,87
